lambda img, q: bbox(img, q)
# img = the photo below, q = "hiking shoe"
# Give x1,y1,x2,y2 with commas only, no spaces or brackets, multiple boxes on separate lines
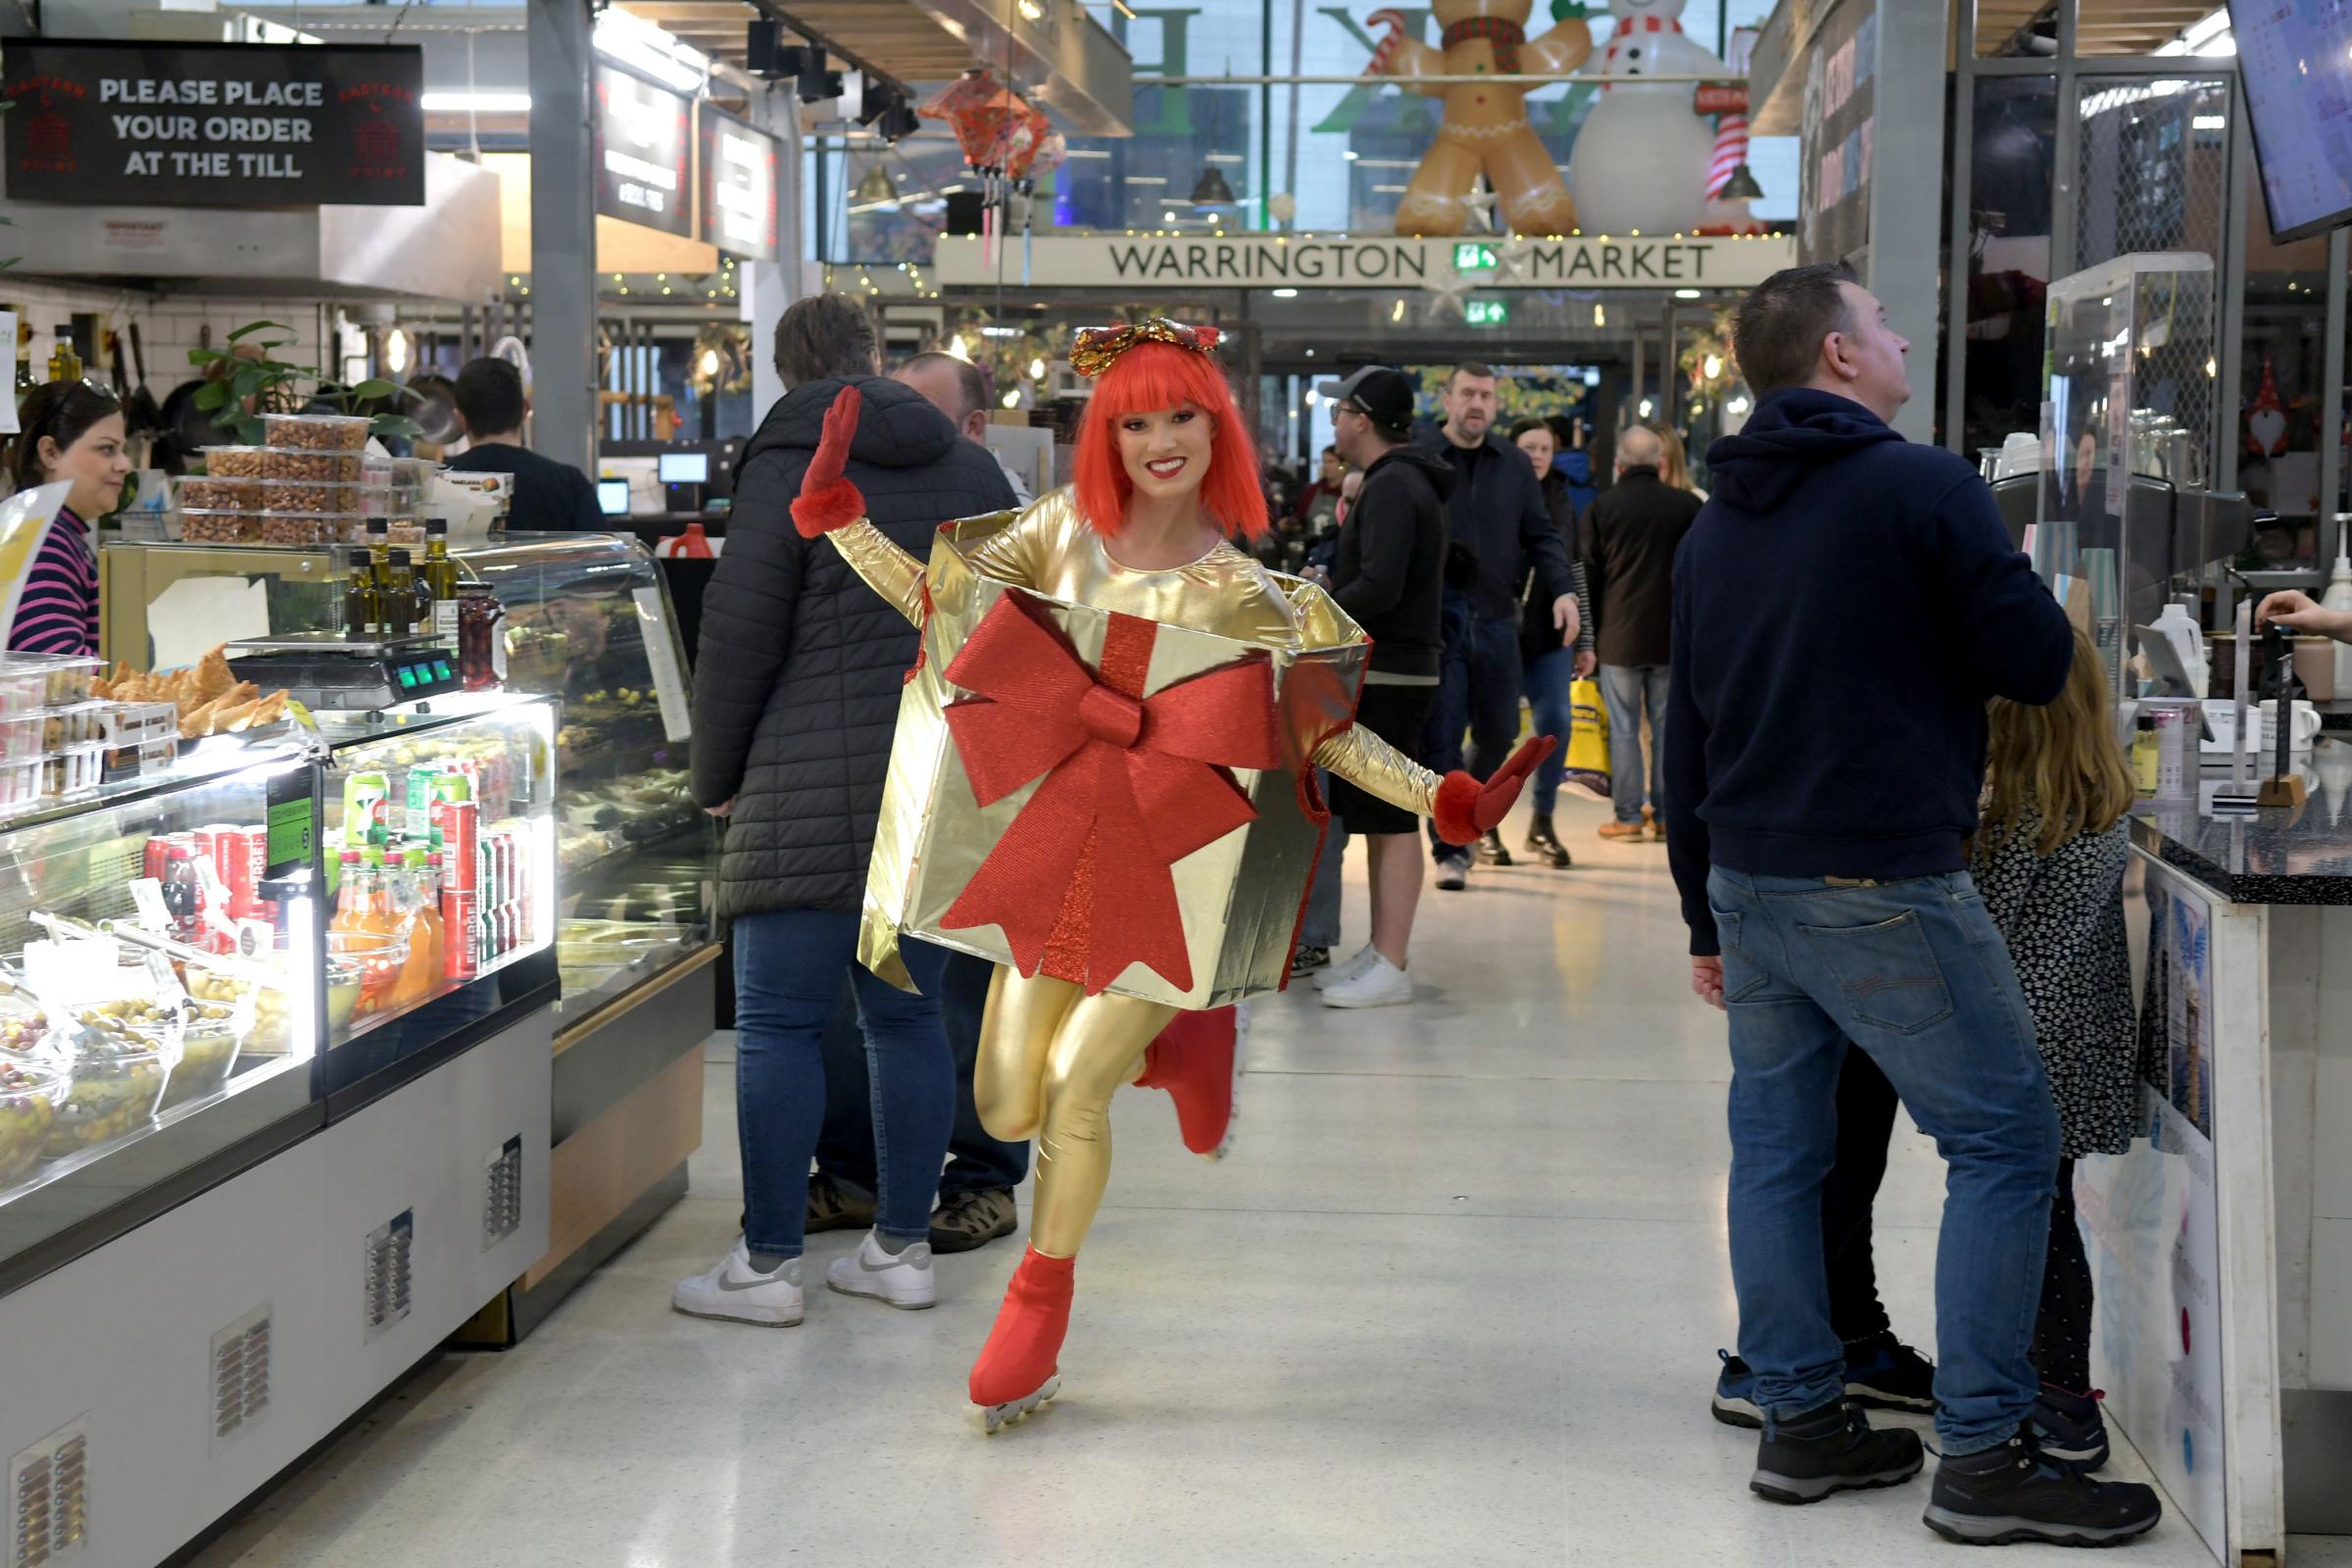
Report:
1923,1425,2159,1546
930,1187,1019,1254
1750,1396,1925,1505
1844,1330,1937,1413
806,1171,875,1234
1435,854,1470,892
1596,820,1645,841
1289,945,1332,979
1712,1349,1763,1430
2034,1385,2111,1470
1476,829,1514,866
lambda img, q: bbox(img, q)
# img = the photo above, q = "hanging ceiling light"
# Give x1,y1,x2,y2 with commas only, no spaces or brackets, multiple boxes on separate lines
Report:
854,165,896,205
1190,166,1237,208
1715,163,1765,203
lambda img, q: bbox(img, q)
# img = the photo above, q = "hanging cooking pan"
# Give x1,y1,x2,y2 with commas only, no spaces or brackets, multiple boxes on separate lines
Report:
405,371,462,446
123,322,165,440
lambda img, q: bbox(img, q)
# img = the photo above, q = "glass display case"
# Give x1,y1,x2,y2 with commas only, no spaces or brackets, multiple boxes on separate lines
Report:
0,740,324,1290
96,532,712,1034
313,693,560,1099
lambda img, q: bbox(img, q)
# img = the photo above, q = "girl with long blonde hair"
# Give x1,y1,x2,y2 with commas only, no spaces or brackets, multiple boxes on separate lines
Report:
1967,621,2140,1469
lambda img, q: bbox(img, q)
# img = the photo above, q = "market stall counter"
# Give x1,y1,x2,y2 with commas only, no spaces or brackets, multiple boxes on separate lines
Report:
2091,740,2352,1565
100,529,714,1344
0,682,560,1567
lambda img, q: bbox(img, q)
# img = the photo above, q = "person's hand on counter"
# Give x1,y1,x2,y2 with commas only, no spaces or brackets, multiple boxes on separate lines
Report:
2257,589,2352,643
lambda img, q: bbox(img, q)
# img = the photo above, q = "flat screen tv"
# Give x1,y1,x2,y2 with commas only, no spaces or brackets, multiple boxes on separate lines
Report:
2231,0,2352,242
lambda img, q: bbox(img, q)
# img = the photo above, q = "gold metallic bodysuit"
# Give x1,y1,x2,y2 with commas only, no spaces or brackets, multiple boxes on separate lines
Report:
829,486,1441,1256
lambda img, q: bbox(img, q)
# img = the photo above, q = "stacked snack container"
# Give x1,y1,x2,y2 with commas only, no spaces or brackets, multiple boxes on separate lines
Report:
0,655,102,808
179,416,371,546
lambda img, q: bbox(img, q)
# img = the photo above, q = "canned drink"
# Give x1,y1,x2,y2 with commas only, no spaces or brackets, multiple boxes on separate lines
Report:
443,888,479,979
143,833,172,885
344,770,390,847
440,800,479,893
428,765,473,852
196,823,263,922
402,762,442,837
489,829,514,910
2151,704,2189,798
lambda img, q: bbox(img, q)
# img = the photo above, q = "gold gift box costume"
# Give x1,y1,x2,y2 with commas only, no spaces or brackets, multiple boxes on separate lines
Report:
838,488,1438,1009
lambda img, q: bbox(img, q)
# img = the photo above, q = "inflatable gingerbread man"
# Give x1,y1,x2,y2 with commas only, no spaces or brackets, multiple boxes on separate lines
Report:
1366,1,1593,236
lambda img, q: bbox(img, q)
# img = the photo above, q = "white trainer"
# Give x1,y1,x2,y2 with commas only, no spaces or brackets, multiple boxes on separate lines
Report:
1320,953,1414,1008
673,1240,804,1326
1312,943,1379,991
826,1230,938,1310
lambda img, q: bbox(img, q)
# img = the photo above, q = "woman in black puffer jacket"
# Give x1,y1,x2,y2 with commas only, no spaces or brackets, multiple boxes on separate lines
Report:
678,297,1016,1327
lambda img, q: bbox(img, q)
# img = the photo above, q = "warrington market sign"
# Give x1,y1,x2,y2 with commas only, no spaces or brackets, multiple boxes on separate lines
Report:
933,233,1795,290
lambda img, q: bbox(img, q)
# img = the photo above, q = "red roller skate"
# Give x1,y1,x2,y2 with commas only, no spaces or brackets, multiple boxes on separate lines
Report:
1134,1003,1246,1159
970,1249,1076,1433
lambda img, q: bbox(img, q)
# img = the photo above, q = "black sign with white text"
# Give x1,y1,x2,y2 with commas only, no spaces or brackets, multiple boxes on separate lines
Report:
3,39,423,207
593,63,692,237
697,104,778,260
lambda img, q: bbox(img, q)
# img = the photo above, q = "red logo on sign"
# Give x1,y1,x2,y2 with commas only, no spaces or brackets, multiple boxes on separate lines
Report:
21,109,75,174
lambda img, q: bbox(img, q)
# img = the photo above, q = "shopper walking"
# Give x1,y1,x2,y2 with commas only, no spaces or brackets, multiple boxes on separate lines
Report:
1971,620,2143,1472
1586,423,1701,842
1295,445,1348,533
895,350,1030,505
443,358,605,531
1667,263,2158,1544
1295,466,1367,979
680,294,1017,1326
1415,364,1580,888
1510,417,1596,867
5,380,125,656
1319,366,1452,1007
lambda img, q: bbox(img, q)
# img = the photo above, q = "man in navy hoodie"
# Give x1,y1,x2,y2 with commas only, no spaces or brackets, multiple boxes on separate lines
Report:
1664,265,2160,1546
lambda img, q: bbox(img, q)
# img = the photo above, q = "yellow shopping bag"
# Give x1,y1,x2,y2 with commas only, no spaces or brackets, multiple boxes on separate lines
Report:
1564,676,1611,799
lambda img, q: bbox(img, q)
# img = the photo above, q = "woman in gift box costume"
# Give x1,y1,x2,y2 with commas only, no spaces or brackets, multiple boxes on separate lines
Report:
794,318,1549,1431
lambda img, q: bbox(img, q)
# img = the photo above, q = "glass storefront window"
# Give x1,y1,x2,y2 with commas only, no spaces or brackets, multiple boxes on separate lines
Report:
1961,74,2056,459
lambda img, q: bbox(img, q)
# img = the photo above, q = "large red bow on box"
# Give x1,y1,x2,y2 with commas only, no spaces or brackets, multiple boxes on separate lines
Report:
941,593,1282,995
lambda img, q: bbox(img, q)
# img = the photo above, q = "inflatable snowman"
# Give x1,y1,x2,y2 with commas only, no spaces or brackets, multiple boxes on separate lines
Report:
1567,0,1744,236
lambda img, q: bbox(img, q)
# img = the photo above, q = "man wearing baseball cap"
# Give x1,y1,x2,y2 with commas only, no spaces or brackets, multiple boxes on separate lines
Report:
1312,366,1454,1007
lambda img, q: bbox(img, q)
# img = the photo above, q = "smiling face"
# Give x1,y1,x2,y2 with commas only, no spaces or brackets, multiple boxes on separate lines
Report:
1115,401,1216,504
41,411,131,521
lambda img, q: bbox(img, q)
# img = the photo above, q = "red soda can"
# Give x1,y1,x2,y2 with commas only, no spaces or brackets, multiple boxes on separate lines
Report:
443,888,479,979
143,833,172,885
221,825,268,921
441,801,479,893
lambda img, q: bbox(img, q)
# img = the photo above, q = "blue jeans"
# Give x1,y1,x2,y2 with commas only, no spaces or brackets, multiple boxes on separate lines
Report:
816,951,1029,1200
1707,868,2060,1455
1523,645,1575,815
1423,603,1524,860
1600,662,1670,825
733,908,954,1257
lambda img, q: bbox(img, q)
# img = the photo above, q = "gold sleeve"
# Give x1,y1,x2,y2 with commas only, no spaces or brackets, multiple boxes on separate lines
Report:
825,519,928,626
1313,717,1442,817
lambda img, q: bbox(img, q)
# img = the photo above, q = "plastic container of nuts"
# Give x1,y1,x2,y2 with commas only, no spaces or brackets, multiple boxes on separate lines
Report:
175,474,262,513
262,412,370,451
200,445,268,479
176,508,263,544
261,479,363,513
258,511,366,546
262,448,363,482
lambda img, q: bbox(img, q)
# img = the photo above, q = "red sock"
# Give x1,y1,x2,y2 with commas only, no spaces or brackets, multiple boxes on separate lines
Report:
1134,1007,1237,1156
968,1249,1077,1407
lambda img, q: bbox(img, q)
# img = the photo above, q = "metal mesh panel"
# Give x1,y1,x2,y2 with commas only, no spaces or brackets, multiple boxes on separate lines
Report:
2070,76,2230,474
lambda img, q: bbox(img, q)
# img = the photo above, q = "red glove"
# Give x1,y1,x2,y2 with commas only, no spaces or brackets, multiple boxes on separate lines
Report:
791,385,867,537
1432,735,1557,846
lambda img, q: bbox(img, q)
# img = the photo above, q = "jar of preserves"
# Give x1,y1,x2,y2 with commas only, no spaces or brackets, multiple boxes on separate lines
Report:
457,585,507,693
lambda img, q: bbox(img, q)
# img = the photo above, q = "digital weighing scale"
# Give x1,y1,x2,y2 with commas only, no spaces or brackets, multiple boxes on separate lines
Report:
224,631,463,712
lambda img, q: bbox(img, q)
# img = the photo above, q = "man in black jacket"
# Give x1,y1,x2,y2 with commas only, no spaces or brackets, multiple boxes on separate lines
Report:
678,295,1017,1327
1665,265,2157,1544
1584,423,1703,842
1414,364,1580,888
1314,366,1451,1009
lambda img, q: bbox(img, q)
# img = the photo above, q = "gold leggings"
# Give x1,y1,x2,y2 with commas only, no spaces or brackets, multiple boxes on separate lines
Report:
975,967,1176,1258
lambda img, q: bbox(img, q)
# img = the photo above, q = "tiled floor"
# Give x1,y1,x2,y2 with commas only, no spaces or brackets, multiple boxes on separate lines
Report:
192,793,2352,1566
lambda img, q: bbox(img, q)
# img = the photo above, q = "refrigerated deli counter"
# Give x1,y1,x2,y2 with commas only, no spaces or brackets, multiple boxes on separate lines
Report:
97,532,717,1341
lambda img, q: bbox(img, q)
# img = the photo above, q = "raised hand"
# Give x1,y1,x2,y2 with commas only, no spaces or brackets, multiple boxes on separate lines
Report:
791,385,868,537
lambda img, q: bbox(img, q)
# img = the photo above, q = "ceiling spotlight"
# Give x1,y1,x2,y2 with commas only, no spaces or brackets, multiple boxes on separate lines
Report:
878,99,920,143
1190,166,1237,207
854,165,896,204
1716,162,1765,202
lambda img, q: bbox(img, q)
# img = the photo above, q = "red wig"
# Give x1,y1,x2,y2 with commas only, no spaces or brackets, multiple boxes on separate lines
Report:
1072,328,1267,542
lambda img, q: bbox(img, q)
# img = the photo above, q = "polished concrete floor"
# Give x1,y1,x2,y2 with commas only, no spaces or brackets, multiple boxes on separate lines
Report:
193,792,2352,1567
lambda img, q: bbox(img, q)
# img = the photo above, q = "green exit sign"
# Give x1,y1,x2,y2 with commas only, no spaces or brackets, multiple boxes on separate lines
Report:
1452,242,1496,270
1466,299,1509,326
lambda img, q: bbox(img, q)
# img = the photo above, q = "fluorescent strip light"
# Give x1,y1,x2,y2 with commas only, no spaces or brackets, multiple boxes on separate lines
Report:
422,91,532,113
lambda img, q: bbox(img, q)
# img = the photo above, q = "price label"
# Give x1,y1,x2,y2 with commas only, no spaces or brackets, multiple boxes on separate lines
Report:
128,877,174,933
632,586,693,743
